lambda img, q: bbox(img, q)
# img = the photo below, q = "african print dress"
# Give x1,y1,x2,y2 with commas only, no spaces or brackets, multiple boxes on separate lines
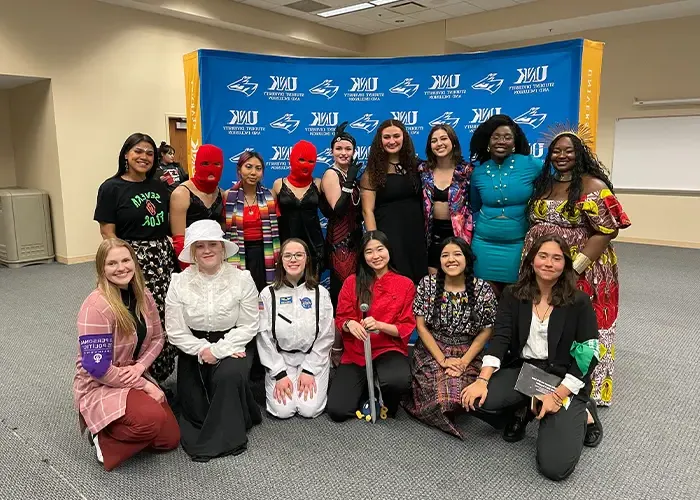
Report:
404,274,497,438
523,189,631,406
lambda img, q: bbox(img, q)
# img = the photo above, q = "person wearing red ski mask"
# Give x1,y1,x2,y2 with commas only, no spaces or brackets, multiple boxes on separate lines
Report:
170,144,226,270
271,140,326,275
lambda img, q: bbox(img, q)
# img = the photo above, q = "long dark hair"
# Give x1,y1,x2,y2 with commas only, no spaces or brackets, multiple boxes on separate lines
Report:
236,150,266,176
114,133,159,179
365,119,419,191
355,231,396,308
424,124,464,170
469,114,530,164
530,133,614,215
428,237,477,328
510,234,577,307
272,238,319,290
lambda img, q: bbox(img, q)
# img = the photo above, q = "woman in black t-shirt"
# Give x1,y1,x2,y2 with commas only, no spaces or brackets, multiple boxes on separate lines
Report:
94,133,177,384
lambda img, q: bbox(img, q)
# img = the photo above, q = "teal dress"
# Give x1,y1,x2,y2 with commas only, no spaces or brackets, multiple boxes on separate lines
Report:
470,154,543,283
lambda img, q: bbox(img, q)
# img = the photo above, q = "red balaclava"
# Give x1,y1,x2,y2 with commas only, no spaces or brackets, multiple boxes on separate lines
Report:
288,140,317,188
192,144,224,193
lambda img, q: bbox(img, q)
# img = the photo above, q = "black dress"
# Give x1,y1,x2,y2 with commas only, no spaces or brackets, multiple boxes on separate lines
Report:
375,173,427,284
277,181,325,274
183,186,224,227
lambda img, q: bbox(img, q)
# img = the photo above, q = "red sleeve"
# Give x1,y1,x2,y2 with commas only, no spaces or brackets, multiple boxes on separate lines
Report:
335,275,359,331
395,279,417,342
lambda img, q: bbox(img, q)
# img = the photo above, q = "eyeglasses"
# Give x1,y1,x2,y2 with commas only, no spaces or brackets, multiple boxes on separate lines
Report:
282,252,306,261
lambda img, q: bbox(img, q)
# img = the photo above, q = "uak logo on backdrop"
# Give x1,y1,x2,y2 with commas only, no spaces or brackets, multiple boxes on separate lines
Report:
265,76,304,101
317,148,334,166
309,79,339,99
223,110,264,136
350,114,379,134
510,65,554,95
229,147,254,164
354,145,370,163
390,78,420,98
429,112,460,129
391,111,423,134
425,74,466,100
513,107,547,129
306,112,340,137
345,77,383,102
268,146,292,170
465,107,502,132
269,114,300,134
471,73,504,94
227,76,258,97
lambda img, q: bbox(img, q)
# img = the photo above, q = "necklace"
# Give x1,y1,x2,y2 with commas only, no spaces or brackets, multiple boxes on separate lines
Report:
534,302,553,322
243,195,255,215
389,162,405,175
554,171,573,182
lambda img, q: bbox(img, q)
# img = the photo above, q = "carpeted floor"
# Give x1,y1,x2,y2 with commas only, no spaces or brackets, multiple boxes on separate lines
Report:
0,243,698,499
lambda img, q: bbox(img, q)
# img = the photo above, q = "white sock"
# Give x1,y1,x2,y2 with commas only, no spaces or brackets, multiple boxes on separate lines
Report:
92,434,104,464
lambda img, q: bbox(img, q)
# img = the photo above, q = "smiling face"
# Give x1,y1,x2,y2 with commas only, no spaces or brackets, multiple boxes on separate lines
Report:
125,141,155,175
440,243,466,278
489,125,515,161
103,246,135,289
430,128,453,159
363,238,390,273
381,126,403,155
332,140,354,167
239,156,263,187
194,240,224,273
532,241,565,283
281,241,307,280
550,136,576,174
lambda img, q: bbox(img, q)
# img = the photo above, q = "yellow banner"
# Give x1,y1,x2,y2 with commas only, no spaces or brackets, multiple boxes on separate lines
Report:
183,51,202,177
578,40,604,152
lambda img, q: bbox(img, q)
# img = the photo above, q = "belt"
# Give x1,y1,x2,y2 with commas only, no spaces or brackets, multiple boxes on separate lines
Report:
190,329,228,343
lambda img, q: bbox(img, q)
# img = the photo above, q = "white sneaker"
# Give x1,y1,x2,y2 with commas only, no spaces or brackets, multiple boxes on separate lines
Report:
90,434,104,464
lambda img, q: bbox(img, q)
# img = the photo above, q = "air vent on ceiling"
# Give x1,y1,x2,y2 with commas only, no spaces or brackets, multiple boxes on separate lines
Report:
387,1,426,14
285,0,331,13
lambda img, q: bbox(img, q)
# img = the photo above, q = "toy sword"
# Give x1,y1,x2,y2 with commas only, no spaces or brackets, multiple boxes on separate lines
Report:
360,302,377,423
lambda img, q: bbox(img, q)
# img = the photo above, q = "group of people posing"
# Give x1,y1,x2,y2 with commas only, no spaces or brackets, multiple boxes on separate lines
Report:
74,114,630,481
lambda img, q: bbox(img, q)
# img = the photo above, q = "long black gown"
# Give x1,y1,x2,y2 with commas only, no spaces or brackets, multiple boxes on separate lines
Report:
277,180,326,274
374,172,427,284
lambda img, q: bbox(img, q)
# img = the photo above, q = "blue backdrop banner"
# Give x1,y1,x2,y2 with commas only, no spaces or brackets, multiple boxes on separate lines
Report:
184,39,603,188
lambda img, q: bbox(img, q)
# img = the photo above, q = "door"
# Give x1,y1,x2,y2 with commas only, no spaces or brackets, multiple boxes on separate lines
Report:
168,117,188,171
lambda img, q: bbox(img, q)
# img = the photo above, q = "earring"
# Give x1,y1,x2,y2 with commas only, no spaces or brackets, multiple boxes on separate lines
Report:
125,163,129,171
512,147,516,153
487,146,491,153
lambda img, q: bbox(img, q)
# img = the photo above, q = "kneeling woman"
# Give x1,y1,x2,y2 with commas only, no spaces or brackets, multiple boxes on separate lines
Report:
257,238,334,418
404,237,497,438
74,239,179,471
327,231,416,421
165,219,262,462
461,235,604,481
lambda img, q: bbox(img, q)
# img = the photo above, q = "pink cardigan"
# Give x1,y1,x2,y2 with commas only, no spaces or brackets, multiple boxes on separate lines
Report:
73,289,164,434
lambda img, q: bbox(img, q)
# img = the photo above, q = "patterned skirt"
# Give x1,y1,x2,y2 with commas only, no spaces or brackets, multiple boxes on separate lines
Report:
124,237,177,384
404,339,481,439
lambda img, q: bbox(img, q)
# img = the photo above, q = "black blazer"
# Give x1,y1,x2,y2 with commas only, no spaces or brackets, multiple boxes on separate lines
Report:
485,288,599,395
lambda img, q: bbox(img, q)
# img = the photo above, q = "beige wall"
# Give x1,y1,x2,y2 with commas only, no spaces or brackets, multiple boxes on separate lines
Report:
0,0,339,262
0,90,16,188
8,80,66,257
365,16,700,248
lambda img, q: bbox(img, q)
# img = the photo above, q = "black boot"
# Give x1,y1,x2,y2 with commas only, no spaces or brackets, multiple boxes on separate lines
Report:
502,408,532,443
584,398,604,447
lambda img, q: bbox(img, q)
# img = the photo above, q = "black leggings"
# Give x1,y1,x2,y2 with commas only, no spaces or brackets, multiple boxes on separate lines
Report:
326,351,411,422
428,219,455,269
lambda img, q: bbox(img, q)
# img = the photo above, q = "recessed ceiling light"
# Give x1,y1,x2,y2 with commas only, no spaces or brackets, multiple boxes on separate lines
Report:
395,18,404,22
317,2,374,17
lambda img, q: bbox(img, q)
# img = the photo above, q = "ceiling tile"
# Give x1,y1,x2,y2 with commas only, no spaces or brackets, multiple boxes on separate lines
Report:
435,2,482,16
242,0,278,8
421,0,468,6
407,8,450,21
377,15,422,27
467,0,517,10
344,15,392,29
356,7,401,20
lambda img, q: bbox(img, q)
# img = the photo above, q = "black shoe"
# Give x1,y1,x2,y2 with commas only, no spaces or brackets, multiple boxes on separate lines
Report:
584,399,604,447
502,413,529,443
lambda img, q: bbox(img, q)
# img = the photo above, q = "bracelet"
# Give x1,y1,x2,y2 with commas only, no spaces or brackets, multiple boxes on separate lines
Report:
477,376,490,384
573,253,593,274
342,320,350,331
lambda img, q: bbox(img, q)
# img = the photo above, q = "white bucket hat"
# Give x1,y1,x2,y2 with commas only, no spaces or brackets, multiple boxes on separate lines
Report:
178,219,239,264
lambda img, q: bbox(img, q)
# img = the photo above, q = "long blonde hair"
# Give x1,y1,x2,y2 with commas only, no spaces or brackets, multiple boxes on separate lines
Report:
95,238,147,338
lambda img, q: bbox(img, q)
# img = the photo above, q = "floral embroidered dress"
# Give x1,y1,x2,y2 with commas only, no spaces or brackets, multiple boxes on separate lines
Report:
523,189,631,406
404,274,497,438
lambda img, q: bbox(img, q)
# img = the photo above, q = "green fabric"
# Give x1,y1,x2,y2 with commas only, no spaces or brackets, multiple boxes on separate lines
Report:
570,339,601,376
